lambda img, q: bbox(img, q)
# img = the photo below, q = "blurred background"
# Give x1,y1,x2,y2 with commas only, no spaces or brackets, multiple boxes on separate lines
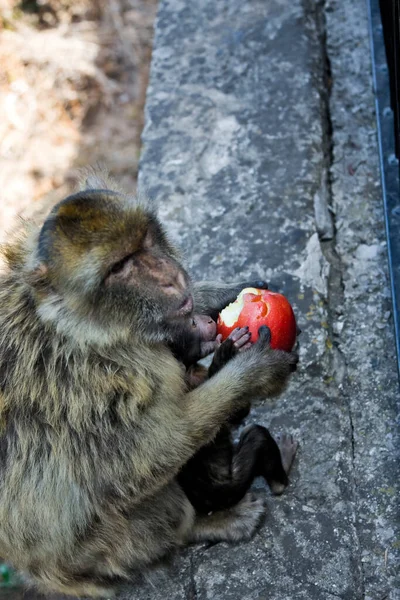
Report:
0,0,158,243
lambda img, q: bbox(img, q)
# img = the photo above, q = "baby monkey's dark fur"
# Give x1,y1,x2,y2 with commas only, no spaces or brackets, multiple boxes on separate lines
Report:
171,318,296,514
0,170,298,597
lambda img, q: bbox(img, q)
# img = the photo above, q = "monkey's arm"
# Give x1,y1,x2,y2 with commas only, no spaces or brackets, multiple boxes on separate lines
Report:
193,280,268,320
208,338,236,378
208,328,251,378
208,328,252,422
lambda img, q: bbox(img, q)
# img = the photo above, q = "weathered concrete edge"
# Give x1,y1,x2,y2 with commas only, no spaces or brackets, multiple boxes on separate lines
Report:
324,0,400,596
134,0,400,597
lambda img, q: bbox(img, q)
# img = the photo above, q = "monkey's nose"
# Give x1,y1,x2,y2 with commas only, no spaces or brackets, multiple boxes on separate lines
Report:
161,284,176,294
176,271,186,291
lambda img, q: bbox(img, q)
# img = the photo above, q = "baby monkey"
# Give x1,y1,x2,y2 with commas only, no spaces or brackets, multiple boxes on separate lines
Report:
171,317,298,515
170,315,252,391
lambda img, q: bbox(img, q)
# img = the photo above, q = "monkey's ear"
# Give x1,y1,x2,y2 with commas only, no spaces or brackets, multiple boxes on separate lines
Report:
84,173,109,190
26,263,49,289
80,165,121,193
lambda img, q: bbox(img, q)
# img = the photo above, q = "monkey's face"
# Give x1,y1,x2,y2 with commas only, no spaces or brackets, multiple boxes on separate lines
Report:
101,227,194,336
188,315,217,363
33,191,194,343
191,315,217,344
170,314,217,366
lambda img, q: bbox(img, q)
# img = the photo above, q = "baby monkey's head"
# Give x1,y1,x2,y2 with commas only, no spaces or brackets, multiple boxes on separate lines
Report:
170,314,218,367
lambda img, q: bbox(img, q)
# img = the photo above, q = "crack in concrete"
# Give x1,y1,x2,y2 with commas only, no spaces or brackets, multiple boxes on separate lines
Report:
185,555,198,600
307,0,366,598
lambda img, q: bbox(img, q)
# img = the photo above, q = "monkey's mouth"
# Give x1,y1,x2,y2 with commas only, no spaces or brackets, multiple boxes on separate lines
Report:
177,295,194,316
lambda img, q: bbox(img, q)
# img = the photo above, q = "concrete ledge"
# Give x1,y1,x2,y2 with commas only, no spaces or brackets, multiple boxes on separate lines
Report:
126,0,400,598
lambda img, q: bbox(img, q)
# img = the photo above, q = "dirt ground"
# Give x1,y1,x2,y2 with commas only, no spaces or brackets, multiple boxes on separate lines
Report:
0,0,158,243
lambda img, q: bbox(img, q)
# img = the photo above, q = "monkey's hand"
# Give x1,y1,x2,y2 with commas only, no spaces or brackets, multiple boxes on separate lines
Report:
228,279,269,294
208,327,252,378
244,325,298,397
193,280,268,320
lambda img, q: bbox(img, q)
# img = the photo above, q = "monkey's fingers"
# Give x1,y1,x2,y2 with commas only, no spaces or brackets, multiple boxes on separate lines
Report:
215,334,223,347
232,330,252,350
238,342,252,352
228,326,250,344
256,325,272,349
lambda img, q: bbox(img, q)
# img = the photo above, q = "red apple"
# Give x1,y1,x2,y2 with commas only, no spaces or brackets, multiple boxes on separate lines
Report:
217,288,297,351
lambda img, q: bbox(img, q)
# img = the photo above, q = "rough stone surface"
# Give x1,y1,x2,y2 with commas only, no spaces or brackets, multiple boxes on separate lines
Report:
119,0,399,598
326,1,400,597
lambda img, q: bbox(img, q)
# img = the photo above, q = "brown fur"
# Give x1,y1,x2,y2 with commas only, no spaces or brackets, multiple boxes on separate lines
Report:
0,170,297,596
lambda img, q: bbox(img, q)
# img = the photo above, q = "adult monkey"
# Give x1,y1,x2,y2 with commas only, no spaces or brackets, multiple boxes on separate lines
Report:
0,171,298,597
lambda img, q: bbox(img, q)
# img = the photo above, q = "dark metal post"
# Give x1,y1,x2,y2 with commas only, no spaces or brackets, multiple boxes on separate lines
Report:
368,0,400,376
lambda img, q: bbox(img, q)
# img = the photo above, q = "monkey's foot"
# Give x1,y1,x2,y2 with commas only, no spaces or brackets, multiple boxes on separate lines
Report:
270,433,298,495
191,493,266,543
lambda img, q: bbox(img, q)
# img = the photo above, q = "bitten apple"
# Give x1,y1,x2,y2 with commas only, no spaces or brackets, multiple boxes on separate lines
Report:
217,288,297,351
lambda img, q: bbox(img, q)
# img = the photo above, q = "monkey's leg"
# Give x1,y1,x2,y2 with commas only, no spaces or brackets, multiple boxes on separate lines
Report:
189,492,266,543
181,425,297,515
179,426,269,515
178,427,234,512
267,431,298,494
239,425,298,495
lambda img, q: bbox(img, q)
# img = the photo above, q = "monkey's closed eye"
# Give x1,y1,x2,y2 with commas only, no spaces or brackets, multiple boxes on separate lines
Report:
109,254,134,275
